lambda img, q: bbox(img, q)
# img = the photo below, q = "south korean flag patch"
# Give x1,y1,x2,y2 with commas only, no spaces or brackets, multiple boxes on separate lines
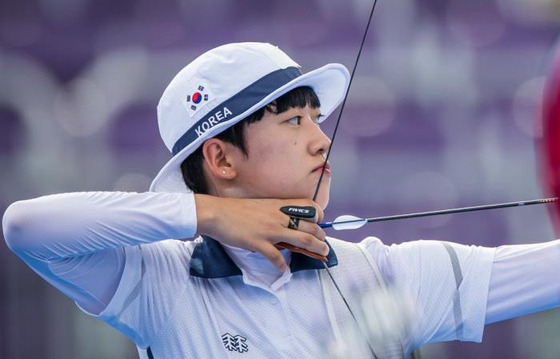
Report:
184,84,212,116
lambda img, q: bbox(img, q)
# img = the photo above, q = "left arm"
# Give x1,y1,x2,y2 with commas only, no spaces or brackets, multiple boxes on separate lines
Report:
485,240,560,324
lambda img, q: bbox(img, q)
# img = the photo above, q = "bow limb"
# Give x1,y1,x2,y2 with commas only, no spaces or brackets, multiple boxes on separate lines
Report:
542,47,560,233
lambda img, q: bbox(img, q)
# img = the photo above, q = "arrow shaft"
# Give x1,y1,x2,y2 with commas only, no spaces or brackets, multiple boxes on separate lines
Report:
320,197,558,229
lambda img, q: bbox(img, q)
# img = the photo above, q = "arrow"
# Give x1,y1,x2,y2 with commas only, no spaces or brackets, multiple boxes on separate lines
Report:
320,197,559,230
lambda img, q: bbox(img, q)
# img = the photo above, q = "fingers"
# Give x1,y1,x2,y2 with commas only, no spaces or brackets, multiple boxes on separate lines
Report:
315,205,324,223
276,199,328,261
255,242,289,272
193,195,328,271
290,219,326,242
306,201,323,223
277,228,329,256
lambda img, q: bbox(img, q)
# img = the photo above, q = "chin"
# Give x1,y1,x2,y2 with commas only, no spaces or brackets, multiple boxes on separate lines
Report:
315,190,330,210
314,180,331,210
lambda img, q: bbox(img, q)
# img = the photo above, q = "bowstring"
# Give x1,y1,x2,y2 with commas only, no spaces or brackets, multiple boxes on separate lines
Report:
313,1,385,358
312,0,380,201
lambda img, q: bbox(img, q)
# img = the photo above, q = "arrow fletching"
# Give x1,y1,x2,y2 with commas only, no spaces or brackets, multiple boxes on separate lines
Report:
321,215,368,230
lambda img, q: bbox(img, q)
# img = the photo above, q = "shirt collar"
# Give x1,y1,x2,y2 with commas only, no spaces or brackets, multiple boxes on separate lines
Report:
189,236,338,278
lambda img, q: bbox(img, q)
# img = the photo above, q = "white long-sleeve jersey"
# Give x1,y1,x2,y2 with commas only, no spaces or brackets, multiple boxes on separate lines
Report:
3,191,560,358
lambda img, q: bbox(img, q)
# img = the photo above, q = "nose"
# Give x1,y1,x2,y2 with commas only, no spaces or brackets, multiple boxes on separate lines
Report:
307,119,331,156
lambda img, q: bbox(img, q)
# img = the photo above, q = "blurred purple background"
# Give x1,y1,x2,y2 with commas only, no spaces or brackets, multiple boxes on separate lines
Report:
1,0,560,358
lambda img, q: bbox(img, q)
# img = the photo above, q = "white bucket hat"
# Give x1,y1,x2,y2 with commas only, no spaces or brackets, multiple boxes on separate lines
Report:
150,42,350,193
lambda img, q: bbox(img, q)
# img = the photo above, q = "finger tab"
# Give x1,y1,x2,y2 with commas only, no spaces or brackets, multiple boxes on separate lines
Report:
280,205,316,219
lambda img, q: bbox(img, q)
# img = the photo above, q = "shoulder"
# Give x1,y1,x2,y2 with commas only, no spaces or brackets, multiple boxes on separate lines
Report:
327,236,385,250
327,236,389,266
328,237,490,285
327,236,390,283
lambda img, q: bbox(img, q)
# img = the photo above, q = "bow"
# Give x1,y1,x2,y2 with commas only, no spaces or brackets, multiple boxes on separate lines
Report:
543,48,560,230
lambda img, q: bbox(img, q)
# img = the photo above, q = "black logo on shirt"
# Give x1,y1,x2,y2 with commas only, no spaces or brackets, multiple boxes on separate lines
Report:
222,333,248,353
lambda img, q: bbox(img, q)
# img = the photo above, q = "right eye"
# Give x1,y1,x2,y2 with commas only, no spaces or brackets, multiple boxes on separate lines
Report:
287,116,302,126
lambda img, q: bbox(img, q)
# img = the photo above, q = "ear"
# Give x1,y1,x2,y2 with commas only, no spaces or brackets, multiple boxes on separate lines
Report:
201,138,238,180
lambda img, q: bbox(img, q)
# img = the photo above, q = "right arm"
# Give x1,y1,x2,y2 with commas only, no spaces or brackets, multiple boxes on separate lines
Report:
2,191,198,314
2,191,327,313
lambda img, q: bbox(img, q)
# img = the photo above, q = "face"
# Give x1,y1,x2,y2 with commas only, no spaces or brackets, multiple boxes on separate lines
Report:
230,105,332,209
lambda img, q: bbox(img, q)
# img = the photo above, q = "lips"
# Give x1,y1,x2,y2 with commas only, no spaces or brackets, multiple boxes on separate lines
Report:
313,162,331,174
